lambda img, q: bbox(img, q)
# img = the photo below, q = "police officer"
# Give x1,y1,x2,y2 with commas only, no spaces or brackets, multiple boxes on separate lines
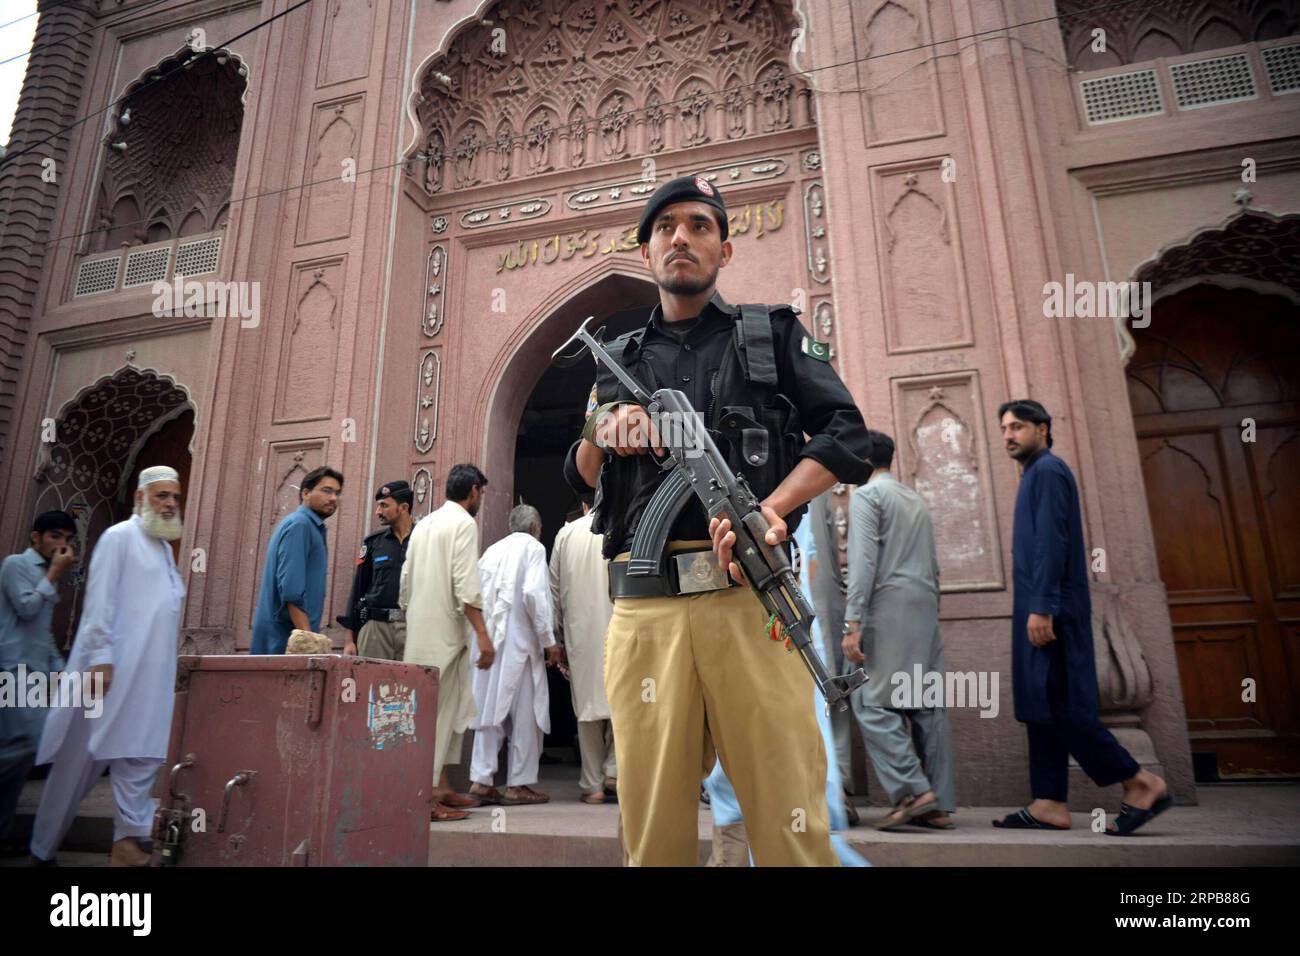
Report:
340,481,414,660
563,175,872,866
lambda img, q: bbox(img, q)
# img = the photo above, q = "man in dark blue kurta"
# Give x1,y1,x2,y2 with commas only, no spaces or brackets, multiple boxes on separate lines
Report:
251,467,342,654
993,400,1170,836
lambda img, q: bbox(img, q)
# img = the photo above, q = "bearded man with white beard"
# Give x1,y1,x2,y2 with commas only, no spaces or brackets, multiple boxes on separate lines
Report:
28,466,186,866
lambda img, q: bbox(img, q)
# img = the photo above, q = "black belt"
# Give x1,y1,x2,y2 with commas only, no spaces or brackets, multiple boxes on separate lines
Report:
609,547,739,600
363,607,405,623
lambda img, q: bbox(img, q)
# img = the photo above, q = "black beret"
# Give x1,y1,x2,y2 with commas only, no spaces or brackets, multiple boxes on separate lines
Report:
375,480,411,501
636,174,729,244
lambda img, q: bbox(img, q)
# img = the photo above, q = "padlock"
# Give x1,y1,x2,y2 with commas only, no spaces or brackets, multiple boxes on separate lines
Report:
154,806,187,865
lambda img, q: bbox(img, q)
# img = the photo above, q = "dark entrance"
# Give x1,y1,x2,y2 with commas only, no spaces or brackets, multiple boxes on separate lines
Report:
514,293,657,756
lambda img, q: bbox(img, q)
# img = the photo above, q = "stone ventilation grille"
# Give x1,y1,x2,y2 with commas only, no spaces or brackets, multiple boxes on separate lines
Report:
121,246,172,289
174,236,221,277
1080,69,1163,124
1171,53,1257,108
74,256,122,297
1262,42,1300,94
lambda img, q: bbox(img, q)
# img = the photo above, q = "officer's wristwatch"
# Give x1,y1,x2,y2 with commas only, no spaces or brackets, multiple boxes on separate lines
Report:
842,620,860,635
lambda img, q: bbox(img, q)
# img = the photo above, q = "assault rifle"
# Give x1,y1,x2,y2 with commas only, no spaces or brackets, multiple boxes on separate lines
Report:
553,316,867,711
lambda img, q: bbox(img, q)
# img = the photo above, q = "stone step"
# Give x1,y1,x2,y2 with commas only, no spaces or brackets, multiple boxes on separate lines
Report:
7,774,1297,867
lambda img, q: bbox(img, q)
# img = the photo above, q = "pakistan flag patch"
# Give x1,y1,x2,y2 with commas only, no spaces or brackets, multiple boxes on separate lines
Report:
801,337,832,362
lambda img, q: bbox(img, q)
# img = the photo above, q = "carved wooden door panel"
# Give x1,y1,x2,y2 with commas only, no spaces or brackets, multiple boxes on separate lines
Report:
1128,285,1300,775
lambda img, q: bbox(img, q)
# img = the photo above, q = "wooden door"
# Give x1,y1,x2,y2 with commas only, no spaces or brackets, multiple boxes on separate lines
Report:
1127,285,1300,776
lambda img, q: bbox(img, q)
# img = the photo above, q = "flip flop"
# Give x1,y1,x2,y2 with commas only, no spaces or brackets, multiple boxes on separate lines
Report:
992,808,1070,830
1106,793,1172,836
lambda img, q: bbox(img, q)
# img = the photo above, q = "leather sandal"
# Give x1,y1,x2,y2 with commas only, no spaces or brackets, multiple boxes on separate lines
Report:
501,786,549,805
440,791,482,809
875,793,937,831
431,802,471,822
468,785,504,805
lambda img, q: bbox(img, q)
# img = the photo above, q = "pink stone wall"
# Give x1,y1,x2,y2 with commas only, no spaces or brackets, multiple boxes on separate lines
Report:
6,0,1296,805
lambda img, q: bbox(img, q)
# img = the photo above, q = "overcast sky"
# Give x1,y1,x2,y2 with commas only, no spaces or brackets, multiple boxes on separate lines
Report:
0,0,40,151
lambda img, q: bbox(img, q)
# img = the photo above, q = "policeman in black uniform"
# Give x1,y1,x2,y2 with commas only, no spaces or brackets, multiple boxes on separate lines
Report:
339,480,415,660
563,175,871,866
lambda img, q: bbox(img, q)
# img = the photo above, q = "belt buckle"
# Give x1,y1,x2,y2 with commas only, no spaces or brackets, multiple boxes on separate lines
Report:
674,550,730,595
389,609,405,624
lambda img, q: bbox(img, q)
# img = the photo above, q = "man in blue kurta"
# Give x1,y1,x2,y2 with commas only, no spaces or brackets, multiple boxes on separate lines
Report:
0,511,77,850
251,467,342,654
993,400,1170,836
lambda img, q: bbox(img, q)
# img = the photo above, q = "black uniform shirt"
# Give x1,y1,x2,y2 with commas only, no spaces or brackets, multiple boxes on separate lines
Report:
563,290,871,550
341,526,409,631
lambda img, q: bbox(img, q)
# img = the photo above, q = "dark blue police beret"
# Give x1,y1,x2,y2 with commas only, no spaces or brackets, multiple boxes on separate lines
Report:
636,174,729,244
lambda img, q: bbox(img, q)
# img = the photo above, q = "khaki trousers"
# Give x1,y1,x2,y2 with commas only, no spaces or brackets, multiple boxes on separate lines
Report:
604,551,839,867
358,620,406,661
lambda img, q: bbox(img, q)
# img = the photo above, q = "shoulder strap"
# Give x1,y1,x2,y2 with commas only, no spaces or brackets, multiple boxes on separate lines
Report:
736,303,779,389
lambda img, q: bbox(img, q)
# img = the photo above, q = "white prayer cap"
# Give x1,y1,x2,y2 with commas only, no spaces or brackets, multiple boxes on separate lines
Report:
137,465,180,490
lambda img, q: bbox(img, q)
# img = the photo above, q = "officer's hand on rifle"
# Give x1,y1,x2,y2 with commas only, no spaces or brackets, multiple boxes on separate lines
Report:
591,403,664,458
709,504,787,584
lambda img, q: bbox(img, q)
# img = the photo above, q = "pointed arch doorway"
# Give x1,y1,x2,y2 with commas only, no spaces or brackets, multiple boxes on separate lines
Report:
1125,211,1300,778
28,366,195,655
482,271,658,763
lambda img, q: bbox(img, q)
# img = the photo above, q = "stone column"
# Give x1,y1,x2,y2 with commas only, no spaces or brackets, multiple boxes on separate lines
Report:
0,0,98,459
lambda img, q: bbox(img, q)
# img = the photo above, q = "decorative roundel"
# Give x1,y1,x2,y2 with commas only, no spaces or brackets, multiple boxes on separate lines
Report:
694,176,714,196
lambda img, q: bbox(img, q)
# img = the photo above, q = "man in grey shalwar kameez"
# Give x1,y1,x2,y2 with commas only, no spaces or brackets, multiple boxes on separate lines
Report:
844,432,956,830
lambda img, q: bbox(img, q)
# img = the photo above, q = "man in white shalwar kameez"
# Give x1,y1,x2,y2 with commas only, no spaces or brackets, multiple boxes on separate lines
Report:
29,466,186,867
400,464,494,821
549,499,617,804
467,506,560,805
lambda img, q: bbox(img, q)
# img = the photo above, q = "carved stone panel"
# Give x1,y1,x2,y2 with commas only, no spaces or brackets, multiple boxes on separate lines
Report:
804,181,831,285
276,258,345,423
811,296,836,362
414,349,442,454
318,0,375,87
412,464,435,519
895,374,1003,591
423,244,447,336
297,96,364,245
873,162,974,353
408,0,809,193
264,442,325,536
851,0,944,145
